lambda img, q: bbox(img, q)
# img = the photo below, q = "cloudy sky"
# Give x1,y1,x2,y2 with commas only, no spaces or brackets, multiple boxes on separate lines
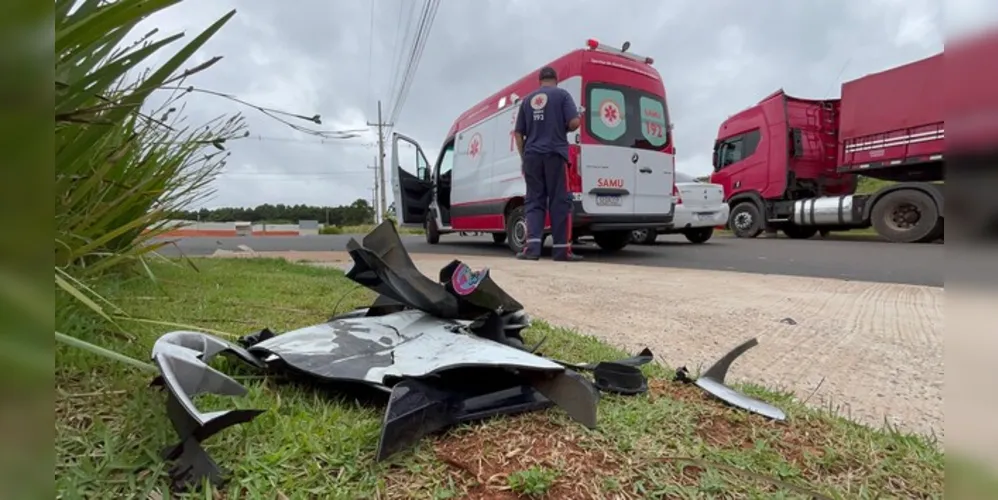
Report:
131,0,994,210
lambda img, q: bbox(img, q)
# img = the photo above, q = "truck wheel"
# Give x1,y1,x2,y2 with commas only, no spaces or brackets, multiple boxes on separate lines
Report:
728,202,764,238
781,225,818,239
926,217,944,242
492,232,508,245
684,227,714,244
630,228,658,245
425,217,440,244
593,230,630,252
505,206,528,254
871,190,939,243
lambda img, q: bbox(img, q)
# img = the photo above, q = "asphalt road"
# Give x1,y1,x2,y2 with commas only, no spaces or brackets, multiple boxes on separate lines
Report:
160,232,943,287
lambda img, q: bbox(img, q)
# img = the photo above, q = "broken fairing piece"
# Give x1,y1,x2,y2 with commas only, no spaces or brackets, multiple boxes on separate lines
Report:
147,221,629,480
550,348,654,395
150,332,268,492
376,377,553,461
691,338,787,421
592,362,648,395
553,347,654,372
247,309,567,389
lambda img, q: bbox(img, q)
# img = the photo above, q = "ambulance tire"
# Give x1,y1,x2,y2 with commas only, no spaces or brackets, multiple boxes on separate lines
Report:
505,206,528,254
593,230,631,252
424,218,440,244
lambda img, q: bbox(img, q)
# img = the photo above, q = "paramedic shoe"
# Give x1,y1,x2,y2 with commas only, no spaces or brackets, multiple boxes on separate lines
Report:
553,254,583,262
516,251,540,261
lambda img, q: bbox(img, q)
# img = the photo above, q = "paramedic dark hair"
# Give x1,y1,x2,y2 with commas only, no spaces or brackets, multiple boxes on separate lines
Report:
538,66,557,82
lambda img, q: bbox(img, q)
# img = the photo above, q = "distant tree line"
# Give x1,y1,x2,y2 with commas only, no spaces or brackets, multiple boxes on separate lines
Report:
169,199,375,225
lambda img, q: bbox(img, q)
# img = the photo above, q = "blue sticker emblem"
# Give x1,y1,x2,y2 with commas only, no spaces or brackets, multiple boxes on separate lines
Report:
451,262,487,296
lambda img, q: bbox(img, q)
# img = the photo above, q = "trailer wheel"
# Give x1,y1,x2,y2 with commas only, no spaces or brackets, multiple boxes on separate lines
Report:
505,206,528,254
593,230,631,252
781,225,818,239
871,190,939,243
728,202,764,238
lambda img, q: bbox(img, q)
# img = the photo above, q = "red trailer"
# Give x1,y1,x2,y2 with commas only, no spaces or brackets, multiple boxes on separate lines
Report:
709,53,945,243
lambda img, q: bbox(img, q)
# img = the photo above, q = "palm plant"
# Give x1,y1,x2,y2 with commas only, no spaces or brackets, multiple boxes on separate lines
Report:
55,0,243,367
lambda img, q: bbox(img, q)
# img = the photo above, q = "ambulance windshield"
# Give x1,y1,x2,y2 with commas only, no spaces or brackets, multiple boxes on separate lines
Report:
585,83,670,151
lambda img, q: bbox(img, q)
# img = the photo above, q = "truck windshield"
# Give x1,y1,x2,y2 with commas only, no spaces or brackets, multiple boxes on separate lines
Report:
585,82,670,151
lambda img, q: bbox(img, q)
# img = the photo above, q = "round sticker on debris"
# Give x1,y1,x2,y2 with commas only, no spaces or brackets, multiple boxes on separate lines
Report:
599,99,622,128
451,262,487,296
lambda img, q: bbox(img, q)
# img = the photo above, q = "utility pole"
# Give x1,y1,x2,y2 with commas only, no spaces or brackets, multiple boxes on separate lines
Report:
368,158,379,223
366,100,393,224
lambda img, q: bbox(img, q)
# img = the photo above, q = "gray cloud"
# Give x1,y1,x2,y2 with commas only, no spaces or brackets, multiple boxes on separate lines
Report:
127,0,976,209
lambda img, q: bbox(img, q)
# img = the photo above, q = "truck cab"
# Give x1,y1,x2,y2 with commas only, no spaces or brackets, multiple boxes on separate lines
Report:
710,91,855,238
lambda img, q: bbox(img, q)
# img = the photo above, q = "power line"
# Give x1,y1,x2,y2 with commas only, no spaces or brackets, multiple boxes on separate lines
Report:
365,0,376,115
385,0,419,116
221,173,375,177
242,135,377,147
384,0,407,103
388,0,440,125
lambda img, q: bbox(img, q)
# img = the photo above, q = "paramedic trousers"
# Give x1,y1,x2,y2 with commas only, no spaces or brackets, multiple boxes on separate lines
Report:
522,152,573,259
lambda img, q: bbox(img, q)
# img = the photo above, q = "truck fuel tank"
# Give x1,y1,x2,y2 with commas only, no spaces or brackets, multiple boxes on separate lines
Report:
791,195,865,226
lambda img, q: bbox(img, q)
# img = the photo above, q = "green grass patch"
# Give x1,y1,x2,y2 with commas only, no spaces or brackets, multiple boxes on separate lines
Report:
55,258,943,498
321,223,424,236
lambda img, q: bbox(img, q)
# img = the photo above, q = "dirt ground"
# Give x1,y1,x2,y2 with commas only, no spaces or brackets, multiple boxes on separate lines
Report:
211,249,944,439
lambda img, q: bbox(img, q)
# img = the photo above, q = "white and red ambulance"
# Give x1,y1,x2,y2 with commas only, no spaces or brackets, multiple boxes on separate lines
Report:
391,39,676,254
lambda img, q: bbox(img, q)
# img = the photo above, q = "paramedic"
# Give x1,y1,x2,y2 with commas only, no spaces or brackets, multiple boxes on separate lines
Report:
513,66,582,261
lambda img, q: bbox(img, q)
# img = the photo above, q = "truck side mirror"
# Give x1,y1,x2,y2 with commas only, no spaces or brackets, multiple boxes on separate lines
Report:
790,128,803,158
711,141,720,169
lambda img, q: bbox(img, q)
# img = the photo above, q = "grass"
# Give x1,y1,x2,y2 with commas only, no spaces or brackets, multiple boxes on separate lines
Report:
55,258,944,499
321,223,425,236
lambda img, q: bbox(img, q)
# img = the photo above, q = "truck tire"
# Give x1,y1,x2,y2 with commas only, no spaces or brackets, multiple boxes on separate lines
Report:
870,189,940,243
926,217,944,242
505,206,528,254
781,225,818,239
728,202,764,238
630,228,658,245
492,232,508,245
593,230,631,252
425,218,440,244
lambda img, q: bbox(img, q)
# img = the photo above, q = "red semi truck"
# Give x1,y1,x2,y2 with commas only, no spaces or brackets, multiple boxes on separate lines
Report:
709,53,944,243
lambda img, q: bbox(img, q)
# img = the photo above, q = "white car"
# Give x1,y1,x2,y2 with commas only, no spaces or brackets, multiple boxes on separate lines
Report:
631,171,728,244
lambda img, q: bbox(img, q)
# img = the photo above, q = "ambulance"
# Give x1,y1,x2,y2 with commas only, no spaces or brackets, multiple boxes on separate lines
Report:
391,39,676,254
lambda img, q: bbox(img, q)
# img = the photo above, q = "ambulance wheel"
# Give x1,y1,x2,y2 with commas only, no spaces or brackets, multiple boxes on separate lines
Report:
593,230,630,252
424,218,440,244
492,232,507,245
505,206,528,254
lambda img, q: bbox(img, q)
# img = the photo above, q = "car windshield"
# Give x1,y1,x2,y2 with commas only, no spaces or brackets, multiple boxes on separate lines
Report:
585,82,670,151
